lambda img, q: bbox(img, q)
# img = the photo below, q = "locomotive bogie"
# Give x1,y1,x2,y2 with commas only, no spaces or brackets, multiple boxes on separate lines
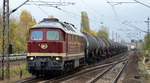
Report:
27,54,85,76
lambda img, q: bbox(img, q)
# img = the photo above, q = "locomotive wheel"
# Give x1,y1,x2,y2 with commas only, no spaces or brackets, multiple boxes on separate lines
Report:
35,72,40,78
64,62,71,72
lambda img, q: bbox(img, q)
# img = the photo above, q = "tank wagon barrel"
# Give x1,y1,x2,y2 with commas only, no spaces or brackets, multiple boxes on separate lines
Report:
82,32,127,64
83,33,99,63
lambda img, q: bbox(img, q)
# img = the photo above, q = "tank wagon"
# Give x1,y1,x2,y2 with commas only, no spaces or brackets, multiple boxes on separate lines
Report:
27,18,127,76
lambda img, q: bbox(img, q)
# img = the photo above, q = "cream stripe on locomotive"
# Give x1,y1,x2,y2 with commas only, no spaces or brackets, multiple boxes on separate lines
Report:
27,52,84,57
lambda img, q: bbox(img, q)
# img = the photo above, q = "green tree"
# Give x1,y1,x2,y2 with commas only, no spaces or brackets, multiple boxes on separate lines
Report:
80,11,90,33
80,11,96,35
0,12,2,52
143,34,150,56
16,10,36,52
0,10,36,53
97,26,109,39
10,18,22,53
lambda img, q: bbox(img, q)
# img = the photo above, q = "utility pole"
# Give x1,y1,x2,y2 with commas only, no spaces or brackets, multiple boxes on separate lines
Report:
112,31,114,41
2,0,29,80
116,32,118,42
144,17,150,53
145,17,150,38
2,0,9,80
118,35,120,43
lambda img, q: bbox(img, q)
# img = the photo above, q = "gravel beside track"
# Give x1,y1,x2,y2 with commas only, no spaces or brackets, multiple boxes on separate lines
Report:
121,51,142,83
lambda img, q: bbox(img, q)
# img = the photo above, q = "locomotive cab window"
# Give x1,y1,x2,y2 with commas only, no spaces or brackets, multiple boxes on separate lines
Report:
31,31,43,40
47,31,59,40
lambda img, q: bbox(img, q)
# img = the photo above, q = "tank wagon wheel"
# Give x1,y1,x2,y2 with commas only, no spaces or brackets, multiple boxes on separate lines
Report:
91,51,95,63
85,49,89,59
102,49,107,59
108,50,111,58
98,50,102,61
100,50,104,60
85,49,90,63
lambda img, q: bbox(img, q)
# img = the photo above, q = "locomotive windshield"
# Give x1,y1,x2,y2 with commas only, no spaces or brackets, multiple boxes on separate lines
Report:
31,31,43,40
47,31,59,40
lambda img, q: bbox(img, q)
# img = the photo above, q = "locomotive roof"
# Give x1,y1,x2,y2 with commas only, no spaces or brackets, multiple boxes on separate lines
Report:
32,18,83,36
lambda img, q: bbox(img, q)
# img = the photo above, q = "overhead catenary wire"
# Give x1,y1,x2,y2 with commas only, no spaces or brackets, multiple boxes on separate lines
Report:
80,0,103,20
27,0,82,29
34,0,107,31
9,0,29,15
106,0,126,41
55,6,103,31
122,21,147,33
55,7,80,19
27,0,76,16
106,0,150,8
33,0,49,16
106,0,148,41
134,0,150,9
26,0,79,18
107,1,137,6
28,0,75,6
26,0,107,31
79,0,104,28
106,0,120,21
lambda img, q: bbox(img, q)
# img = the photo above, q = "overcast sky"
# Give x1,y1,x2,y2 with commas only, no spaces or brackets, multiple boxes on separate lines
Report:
1,0,150,42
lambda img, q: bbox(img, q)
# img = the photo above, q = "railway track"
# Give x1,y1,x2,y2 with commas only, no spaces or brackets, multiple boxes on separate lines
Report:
0,54,26,61
16,52,129,83
0,54,26,67
88,60,128,83
50,58,128,83
0,60,26,68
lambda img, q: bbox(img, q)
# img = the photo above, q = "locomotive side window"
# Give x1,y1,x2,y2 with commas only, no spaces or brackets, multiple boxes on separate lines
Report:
47,31,59,40
31,31,43,40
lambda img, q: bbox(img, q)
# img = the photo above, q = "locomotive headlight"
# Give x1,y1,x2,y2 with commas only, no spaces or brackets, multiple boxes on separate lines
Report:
56,57,60,60
29,57,34,60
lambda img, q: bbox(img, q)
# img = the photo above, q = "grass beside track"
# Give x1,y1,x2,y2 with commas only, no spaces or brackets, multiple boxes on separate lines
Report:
0,63,31,83
137,51,150,83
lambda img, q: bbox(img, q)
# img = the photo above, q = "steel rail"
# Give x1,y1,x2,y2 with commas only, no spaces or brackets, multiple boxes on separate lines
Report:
16,76,37,83
88,59,127,83
48,58,127,83
88,65,115,83
112,60,129,83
